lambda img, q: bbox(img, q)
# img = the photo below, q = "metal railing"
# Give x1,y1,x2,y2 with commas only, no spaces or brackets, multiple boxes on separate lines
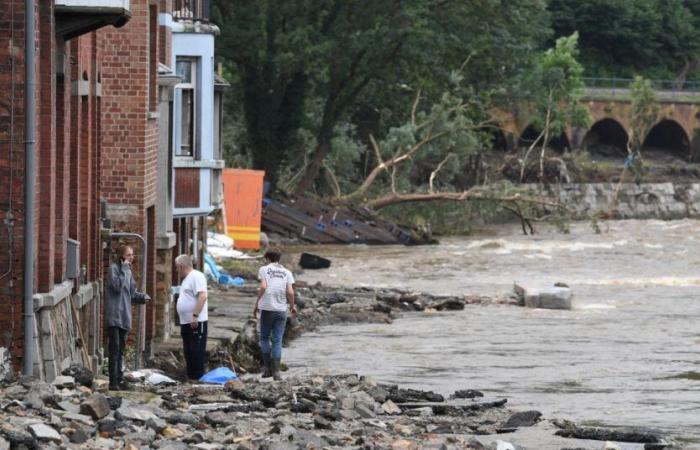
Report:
582,77,700,97
172,0,210,22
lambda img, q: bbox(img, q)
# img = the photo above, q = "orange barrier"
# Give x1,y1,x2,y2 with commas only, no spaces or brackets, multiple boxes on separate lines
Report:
222,169,265,249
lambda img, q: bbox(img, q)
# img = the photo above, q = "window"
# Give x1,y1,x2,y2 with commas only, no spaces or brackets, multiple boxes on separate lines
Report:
175,58,196,157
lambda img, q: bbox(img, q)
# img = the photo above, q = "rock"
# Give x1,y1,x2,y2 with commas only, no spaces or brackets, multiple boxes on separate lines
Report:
501,410,542,429
146,417,168,433
93,379,110,392
162,427,184,439
0,423,36,448
0,437,8,450
467,438,487,450
24,389,44,409
381,400,402,415
355,403,376,418
339,397,355,410
193,444,223,450
105,396,122,411
116,405,158,422
58,400,81,414
81,393,111,420
126,427,156,445
553,420,664,444
52,375,75,389
97,418,119,433
166,411,200,426
27,423,62,442
63,412,96,426
205,411,236,427
62,364,94,387
601,443,621,450
4,385,28,400
451,389,484,399
393,424,414,436
490,440,516,450
67,427,90,444
339,409,360,420
391,439,417,450
313,416,332,430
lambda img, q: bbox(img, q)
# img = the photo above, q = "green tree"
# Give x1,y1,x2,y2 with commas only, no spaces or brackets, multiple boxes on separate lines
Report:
519,32,590,181
628,76,659,173
212,0,549,190
548,0,700,81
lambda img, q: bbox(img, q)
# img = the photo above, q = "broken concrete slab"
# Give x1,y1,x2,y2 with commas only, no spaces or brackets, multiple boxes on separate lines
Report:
514,283,572,310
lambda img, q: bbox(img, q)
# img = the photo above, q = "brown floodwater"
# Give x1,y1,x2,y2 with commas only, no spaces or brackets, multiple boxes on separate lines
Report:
284,219,700,444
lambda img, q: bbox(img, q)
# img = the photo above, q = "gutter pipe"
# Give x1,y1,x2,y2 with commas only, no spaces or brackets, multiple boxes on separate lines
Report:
22,0,37,377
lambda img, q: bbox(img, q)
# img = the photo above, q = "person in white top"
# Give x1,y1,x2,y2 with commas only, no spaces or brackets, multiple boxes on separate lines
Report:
254,248,295,380
175,254,208,380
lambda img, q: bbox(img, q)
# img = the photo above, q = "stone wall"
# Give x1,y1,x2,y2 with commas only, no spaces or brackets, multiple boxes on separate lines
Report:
528,182,700,220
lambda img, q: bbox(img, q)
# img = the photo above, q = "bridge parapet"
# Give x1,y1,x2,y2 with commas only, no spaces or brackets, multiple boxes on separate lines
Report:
582,77,700,103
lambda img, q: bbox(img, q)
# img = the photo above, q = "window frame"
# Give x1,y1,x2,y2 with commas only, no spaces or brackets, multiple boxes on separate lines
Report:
175,57,198,159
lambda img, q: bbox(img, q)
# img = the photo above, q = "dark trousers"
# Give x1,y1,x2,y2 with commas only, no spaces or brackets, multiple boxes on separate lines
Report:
181,321,208,380
108,326,128,387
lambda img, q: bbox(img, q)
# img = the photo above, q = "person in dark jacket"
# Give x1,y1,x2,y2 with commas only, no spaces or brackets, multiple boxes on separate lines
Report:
106,245,149,390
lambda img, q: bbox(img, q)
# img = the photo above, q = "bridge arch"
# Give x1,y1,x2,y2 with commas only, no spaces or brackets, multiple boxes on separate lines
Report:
643,119,690,159
518,124,571,153
582,118,628,157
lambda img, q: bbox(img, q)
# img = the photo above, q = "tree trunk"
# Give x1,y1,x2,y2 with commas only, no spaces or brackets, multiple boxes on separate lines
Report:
294,102,336,194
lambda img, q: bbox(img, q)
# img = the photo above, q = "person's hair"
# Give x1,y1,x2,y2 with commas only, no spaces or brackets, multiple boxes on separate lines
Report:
264,248,282,263
175,254,193,269
118,245,133,260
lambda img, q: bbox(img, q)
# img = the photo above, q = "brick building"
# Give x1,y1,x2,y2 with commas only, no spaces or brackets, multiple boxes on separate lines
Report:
0,1,130,378
0,0,225,379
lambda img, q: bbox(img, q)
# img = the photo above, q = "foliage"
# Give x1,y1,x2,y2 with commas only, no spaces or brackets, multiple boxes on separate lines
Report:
548,0,700,81
627,76,660,181
212,0,549,189
518,33,590,179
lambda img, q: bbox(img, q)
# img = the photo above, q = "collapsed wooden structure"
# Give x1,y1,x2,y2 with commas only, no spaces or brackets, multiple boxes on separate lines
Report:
262,196,417,245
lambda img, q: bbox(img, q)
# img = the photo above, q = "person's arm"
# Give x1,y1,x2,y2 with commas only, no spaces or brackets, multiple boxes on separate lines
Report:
190,290,207,328
254,278,267,317
286,282,296,315
108,263,123,293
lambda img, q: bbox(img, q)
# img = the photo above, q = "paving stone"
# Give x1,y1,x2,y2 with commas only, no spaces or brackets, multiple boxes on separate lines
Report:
27,423,61,442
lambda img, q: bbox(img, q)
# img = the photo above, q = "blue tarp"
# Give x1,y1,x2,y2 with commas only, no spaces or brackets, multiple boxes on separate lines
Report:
199,367,239,384
204,253,245,286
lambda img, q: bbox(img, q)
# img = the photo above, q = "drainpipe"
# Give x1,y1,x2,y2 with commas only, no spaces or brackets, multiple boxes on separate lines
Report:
111,232,147,369
22,0,36,377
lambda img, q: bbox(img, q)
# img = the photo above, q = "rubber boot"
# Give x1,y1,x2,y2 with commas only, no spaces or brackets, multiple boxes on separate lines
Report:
271,358,282,381
261,353,272,378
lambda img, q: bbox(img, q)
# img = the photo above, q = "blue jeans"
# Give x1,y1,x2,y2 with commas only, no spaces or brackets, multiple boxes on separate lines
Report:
259,310,287,359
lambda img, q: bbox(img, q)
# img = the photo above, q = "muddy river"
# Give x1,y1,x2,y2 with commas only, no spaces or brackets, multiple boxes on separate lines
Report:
285,219,700,443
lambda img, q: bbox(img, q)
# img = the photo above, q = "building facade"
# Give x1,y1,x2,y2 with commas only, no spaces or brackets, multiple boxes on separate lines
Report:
0,0,130,379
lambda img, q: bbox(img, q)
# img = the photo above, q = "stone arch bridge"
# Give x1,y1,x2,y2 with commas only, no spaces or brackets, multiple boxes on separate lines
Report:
492,79,700,161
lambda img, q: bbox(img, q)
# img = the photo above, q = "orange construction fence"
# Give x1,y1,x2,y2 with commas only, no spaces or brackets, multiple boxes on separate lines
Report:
222,169,265,249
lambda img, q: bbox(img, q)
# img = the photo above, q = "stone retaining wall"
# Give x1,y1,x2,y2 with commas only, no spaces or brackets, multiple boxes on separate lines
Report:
527,182,700,220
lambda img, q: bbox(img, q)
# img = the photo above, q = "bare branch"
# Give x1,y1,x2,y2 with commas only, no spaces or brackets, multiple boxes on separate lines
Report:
323,164,342,198
459,50,477,72
369,133,384,166
411,89,422,127
429,153,457,194
390,166,397,194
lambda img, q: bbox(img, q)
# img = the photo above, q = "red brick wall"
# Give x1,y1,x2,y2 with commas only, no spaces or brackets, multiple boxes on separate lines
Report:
0,1,104,370
99,0,162,350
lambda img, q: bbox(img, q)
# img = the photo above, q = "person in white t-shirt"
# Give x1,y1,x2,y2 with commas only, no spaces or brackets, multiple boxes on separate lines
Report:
254,248,295,381
175,254,208,380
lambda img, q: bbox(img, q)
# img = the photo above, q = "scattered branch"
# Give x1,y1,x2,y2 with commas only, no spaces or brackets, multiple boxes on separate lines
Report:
429,153,457,194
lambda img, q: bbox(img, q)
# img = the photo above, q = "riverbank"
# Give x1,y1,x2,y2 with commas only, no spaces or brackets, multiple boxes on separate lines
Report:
0,281,676,449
